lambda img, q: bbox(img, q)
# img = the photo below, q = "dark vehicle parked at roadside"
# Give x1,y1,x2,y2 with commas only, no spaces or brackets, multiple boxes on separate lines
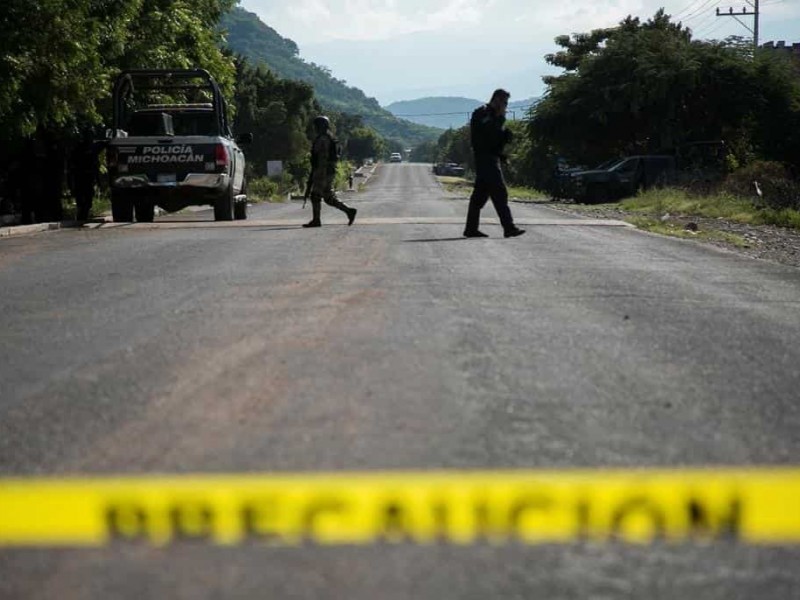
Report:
106,69,251,222
568,155,676,203
566,141,728,203
433,162,466,177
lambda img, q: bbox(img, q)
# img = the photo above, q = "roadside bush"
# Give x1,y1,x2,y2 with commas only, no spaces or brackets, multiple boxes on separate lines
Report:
248,162,353,202
272,170,296,194
758,178,800,211
334,160,356,191
248,171,300,202
722,161,800,210
247,177,280,201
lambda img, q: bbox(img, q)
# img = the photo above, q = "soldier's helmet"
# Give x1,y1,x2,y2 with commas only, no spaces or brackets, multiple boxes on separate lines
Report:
313,115,331,133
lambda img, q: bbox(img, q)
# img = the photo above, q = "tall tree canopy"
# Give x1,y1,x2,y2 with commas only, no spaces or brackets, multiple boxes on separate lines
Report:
233,58,316,180
530,9,800,169
0,0,236,139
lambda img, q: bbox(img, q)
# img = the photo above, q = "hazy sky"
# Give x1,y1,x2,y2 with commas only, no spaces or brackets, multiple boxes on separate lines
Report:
239,1,800,104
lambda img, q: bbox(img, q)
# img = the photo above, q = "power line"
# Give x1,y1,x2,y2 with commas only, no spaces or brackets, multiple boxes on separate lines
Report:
671,0,706,18
696,17,731,38
671,0,716,19
681,0,721,22
690,11,721,32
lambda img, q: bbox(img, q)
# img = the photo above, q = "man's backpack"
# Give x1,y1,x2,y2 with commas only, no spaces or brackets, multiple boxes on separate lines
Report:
327,135,341,174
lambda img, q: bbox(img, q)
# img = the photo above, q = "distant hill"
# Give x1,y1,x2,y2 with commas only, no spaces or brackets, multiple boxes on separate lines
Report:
384,96,540,130
221,8,441,146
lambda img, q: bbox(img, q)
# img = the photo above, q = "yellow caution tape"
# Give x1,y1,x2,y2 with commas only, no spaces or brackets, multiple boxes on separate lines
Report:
0,469,799,547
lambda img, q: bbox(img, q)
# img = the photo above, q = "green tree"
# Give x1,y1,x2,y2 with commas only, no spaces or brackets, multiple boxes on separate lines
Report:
346,127,386,164
528,9,800,175
233,58,315,181
0,0,237,221
434,127,472,169
410,141,437,162
0,0,235,139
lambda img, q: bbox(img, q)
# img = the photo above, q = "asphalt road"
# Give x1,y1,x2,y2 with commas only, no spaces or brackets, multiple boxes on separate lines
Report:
1,163,799,599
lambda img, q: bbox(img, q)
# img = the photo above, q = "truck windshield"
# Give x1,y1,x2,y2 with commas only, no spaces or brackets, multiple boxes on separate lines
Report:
171,111,218,136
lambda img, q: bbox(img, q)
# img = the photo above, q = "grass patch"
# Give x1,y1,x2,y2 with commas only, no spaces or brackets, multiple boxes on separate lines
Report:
625,216,750,247
620,188,755,220
759,208,800,229
437,175,472,195
508,186,547,201
437,176,469,186
437,176,546,201
620,187,800,229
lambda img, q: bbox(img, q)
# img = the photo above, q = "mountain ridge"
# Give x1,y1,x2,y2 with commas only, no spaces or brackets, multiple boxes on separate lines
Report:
221,7,441,145
383,96,539,130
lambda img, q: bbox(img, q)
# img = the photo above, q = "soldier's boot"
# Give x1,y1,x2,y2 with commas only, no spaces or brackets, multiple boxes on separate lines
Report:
324,195,356,225
303,199,321,228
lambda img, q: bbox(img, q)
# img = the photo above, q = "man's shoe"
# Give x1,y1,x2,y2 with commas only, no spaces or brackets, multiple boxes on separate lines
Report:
347,208,357,226
504,227,526,238
302,220,321,228
463,230,489,238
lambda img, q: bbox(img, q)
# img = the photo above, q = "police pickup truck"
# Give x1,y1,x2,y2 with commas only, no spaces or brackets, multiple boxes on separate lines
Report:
106,69,251,222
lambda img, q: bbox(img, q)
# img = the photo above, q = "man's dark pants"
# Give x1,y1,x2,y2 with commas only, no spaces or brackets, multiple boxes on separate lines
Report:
465,157,515,233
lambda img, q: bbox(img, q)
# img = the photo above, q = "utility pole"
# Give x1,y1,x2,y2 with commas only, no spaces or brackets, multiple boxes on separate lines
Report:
716,0,760,52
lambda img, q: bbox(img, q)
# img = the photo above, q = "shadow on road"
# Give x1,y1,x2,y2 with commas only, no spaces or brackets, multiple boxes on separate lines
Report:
403,237,471,243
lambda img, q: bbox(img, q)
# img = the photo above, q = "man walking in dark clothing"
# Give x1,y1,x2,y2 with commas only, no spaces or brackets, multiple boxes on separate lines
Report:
463,89,525,239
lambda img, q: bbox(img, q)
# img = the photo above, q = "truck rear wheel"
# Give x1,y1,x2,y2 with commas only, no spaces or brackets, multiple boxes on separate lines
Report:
234,199,247,220
214,185,234,221
111,193,134,222
234,178,247,220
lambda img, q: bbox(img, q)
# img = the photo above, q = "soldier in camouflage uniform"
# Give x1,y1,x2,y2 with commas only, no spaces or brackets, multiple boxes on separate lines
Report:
303,116,357,228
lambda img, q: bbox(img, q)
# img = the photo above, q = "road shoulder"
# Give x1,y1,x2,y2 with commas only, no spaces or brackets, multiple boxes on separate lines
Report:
543,201,800,269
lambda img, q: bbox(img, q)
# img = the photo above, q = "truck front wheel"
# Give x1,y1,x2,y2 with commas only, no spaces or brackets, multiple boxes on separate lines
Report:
111,193,134,222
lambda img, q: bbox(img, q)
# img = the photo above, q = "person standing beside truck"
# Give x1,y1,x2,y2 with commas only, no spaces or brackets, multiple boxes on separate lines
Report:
303,116,357,228
68,129,102,221
463,89,524,239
